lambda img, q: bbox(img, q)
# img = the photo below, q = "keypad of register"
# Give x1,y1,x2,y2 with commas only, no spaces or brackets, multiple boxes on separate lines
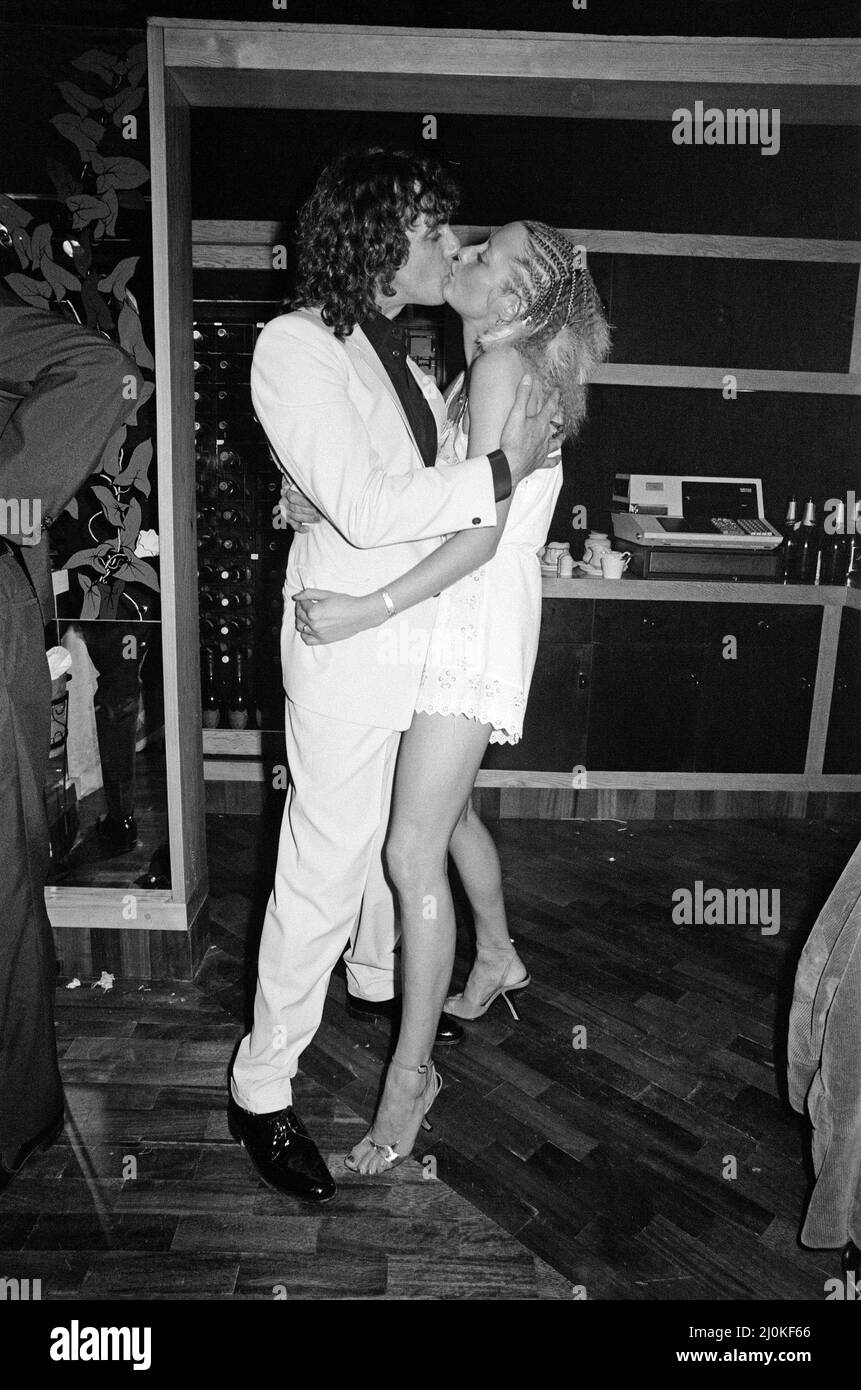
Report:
710,517,775,536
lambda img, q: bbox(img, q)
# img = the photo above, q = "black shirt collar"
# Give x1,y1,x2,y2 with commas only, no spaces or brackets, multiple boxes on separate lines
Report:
359,306,406,353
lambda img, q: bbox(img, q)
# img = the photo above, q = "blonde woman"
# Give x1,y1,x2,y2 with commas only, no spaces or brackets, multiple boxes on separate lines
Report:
293,222,611,1175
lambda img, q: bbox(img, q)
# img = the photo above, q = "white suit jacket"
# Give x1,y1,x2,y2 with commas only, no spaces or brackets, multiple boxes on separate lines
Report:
250,308,498,729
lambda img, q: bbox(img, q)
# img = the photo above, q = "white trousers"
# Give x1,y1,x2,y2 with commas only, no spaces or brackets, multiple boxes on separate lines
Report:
231,698,401,1114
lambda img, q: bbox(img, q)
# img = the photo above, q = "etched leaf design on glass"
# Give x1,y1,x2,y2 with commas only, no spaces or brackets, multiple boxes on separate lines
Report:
50,114,105,160
70,49,121,85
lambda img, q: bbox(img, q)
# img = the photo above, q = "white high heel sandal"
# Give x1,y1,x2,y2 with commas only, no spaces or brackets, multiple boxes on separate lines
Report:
444,949,531,1021
344,1058,442,1175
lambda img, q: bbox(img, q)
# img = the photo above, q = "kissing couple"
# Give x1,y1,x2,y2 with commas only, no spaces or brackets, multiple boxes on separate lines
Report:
228,147,610,1200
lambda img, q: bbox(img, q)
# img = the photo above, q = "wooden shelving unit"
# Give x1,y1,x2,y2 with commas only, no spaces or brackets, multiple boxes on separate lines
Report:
52,20,857,967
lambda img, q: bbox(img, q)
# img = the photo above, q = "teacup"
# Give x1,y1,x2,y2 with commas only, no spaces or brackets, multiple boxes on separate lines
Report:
600,551,632,579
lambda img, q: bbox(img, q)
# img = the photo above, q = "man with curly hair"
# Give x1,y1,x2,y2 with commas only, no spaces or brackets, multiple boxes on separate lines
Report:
228,149,559,1203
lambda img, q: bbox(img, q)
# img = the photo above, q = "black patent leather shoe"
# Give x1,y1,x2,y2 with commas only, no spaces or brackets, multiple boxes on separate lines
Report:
345,993,464,1046
227,1097,336,1203
0,1111,65,1196
96,814,139,855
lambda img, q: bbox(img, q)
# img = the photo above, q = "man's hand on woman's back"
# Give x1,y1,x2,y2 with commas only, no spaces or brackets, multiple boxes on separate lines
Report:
500,375,563,487
276,369,561,535
279,472,323,532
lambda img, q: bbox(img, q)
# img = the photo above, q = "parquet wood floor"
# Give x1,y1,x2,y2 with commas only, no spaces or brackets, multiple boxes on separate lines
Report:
3,814,857,1300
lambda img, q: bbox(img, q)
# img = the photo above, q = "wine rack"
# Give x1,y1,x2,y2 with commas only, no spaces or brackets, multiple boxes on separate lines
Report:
193,308,448,736
194,316,290,731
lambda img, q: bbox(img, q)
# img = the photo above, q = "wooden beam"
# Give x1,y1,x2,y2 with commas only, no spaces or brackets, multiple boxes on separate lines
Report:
45,886,188,929
199,758,861,793
191,222,861,267
193,220,280,244
171,69,861,122
154,22,861,87
805,604,843,776
147,27,209,912
539,579,857,605
591,365,861,394
457,228,861,264
850,268,861,373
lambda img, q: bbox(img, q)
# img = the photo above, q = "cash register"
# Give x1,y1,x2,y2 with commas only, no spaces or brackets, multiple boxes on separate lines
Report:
611,474,783,581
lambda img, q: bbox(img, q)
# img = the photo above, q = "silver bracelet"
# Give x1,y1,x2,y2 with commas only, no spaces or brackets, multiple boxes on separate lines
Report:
380,588,397,619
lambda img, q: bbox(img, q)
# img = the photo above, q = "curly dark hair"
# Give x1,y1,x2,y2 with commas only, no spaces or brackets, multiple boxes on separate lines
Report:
290,147,459,338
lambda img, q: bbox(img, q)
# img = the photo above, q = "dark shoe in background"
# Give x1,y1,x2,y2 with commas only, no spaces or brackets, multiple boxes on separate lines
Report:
346,992,464,1046
134,841,171,889
96,813,139,855
0,1111,65,1197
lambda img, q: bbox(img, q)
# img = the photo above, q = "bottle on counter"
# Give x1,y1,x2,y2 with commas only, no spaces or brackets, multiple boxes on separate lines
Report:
819,499,851,586
846,508,861,588
780,497,800,584
201,646,221,728
796,498,820,585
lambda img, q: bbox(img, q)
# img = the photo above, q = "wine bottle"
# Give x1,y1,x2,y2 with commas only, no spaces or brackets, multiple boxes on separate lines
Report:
218,616,253,638
227,648,250,730
780,497,800,584
201,647,221,728
846,514,861,588
796,498,819,585
819,499,851,585
215,325,244,348
216,418,250,442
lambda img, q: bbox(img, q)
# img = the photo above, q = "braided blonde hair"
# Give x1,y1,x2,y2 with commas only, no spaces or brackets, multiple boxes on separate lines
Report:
477,221,611,440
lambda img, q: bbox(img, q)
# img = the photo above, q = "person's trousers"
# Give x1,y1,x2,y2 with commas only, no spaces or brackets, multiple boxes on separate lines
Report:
84,620,145,822
0,552,63,1169
231,698,401,1114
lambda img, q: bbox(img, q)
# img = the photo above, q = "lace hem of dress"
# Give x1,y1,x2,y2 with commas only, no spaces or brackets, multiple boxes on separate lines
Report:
414,669,526,746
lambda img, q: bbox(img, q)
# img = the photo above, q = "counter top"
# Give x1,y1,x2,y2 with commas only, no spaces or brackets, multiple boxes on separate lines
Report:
541,575,861,607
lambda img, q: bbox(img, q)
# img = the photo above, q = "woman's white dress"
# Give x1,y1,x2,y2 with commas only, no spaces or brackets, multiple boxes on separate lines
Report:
414,377,563,745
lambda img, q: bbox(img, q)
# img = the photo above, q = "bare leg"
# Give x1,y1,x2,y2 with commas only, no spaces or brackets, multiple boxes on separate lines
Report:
446,798,529,1010
448,798,511,950
346,712,491,1176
